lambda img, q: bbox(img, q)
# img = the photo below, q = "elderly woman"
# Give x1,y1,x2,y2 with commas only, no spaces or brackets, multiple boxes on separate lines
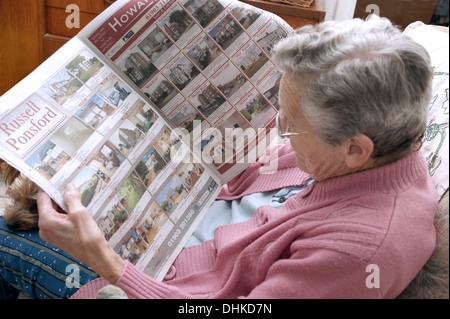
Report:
0,16,437,299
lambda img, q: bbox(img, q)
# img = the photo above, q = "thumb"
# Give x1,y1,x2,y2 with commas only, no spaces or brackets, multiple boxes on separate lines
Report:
64,183,86,213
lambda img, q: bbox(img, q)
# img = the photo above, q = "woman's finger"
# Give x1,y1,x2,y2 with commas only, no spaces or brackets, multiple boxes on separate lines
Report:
36,189,62,225
36,189,53,212
63,183,86,214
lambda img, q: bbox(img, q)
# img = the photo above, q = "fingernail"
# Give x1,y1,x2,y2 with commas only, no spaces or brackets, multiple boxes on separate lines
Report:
66,183,76,191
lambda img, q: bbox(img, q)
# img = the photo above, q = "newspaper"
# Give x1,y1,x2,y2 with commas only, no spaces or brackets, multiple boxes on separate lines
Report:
0,0,292,281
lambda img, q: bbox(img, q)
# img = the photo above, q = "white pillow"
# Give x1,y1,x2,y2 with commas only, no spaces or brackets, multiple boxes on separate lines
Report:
403,23,449,199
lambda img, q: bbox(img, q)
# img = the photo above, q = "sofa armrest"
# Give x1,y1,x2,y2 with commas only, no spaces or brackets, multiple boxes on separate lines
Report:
398,190,449,299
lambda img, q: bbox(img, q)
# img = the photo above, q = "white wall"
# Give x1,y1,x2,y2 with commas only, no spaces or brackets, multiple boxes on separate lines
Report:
325,0,357,21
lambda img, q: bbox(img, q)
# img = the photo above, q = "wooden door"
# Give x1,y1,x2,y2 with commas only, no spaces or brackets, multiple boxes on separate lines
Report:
0,0,45,95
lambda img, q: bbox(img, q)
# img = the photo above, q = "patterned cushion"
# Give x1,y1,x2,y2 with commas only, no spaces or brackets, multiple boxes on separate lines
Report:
404,23,449,200
398,23,449,299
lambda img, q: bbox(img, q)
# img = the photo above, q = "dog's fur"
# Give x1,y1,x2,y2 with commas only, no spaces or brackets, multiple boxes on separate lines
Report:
0,160,40,231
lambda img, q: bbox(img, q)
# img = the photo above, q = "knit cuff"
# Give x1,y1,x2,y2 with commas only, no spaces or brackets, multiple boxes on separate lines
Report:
115,261,173,299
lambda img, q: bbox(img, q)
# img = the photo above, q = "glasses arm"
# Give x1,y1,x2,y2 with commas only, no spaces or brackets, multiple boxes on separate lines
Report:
276,113,312,138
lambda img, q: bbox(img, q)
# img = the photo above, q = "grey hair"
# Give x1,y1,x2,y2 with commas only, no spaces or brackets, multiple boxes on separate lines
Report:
271,15,433,159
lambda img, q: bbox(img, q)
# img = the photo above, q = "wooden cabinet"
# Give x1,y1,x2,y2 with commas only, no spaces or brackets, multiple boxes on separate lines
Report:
0,0,112,96
43,0,113,60
0,0,324,96
240,0,325,29
0,0,45,96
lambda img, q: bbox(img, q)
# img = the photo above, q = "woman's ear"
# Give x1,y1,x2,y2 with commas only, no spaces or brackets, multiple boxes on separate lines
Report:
344,134,374,169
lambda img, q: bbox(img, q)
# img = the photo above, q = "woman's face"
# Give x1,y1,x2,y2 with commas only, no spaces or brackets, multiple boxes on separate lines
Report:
279,75,351,181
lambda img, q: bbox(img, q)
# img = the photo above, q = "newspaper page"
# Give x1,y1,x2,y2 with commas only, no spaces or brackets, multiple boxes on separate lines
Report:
0,34,222,281
80,0,292,183
0,0,292,280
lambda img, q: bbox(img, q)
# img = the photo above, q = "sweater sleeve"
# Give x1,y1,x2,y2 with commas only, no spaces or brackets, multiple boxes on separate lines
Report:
71,260,200,299
113,261,195,299
110,249,382,299
243,248,383,299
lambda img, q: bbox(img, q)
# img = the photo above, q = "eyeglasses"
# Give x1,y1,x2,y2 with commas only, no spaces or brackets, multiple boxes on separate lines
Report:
275,112,313,138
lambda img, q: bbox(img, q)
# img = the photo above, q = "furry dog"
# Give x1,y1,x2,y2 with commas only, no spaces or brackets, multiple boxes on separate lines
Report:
0,160,40,231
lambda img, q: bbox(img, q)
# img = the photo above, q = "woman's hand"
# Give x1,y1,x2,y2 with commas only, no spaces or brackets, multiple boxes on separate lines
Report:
37,183,125,284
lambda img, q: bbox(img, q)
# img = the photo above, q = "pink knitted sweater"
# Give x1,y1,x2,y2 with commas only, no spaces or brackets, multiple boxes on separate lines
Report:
72,144,437,299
